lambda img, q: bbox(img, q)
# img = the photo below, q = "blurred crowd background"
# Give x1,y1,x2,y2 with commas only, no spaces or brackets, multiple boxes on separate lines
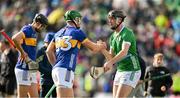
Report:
0,0,180,97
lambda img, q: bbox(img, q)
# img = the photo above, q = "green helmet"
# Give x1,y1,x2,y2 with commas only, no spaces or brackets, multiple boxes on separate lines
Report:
64,10,82,21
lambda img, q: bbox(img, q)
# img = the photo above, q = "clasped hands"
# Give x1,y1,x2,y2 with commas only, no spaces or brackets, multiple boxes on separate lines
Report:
96,40,107,51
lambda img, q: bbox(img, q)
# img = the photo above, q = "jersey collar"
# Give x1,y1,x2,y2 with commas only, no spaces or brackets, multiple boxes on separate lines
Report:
66,24,76,28
114,25,125,36
119,25,125,33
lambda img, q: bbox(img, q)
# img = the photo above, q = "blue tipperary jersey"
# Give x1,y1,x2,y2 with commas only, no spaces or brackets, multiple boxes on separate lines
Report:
16,24,37,70
53,26,87,72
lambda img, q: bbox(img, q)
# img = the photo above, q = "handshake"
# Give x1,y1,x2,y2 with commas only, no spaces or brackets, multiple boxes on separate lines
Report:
97,40,107,51
25,57,39,72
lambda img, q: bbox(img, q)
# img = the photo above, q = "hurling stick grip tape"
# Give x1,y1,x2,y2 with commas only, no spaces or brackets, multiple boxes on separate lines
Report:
90,66,105,79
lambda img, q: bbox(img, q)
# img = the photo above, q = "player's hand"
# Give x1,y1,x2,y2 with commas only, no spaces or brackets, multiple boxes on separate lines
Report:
103,61,113,72
161,85,166,92
97,40,107,50
25,56,31,63
20,51,28,59
25,57,39,72
28,61,39,71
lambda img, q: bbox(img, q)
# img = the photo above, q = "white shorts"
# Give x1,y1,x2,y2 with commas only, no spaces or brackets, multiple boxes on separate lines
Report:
52,67,74,88
114,70,141,88
15,68,37,86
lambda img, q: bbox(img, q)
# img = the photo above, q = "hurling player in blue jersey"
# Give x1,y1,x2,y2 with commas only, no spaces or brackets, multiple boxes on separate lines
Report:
46,10,106,98
12,14,48,98
37,32,56,97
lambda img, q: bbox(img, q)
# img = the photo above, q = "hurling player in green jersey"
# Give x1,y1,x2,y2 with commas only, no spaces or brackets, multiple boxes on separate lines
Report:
99,10,141,97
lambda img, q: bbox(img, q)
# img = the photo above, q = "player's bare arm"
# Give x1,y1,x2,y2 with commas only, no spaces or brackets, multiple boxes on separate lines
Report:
46,41,56,65
104,41,130,71
82,39,106,53
12,31,27,59
96,40,113,61
102,49,113,61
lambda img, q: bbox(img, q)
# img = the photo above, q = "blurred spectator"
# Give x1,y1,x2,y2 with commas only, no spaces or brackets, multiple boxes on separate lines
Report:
144,53,173,97
0,39,17,97
0,0,180,97
47,7,64,25
154,12,169,33
37,32,56,97
172,71,180,95
0,20,3,30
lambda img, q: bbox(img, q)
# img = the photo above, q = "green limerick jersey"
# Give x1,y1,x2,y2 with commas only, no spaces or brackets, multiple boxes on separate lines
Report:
109,26,140,71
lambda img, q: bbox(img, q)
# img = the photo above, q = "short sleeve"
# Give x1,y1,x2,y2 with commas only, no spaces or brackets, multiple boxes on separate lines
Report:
21,26,31,37
122,31,134,43
51,34,56,43
52,37,55,43
109,33,113,48
75,30,87,42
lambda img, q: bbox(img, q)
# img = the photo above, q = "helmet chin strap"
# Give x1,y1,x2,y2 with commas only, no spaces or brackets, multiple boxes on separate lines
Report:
66,12,80,29
74,20,80,29
72,20,79,29
111,20,123,30
111,22,122,30
111,23,120,30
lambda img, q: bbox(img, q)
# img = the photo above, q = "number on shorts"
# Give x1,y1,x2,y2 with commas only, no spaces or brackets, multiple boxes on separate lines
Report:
22,71,28,81
65,70,71,82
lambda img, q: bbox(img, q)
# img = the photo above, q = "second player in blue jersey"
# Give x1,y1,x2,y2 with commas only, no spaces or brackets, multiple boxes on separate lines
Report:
46,10,106,98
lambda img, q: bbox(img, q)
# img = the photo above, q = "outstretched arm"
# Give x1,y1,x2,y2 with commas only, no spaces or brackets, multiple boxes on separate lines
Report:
97,40,113,61
82,39,106,53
